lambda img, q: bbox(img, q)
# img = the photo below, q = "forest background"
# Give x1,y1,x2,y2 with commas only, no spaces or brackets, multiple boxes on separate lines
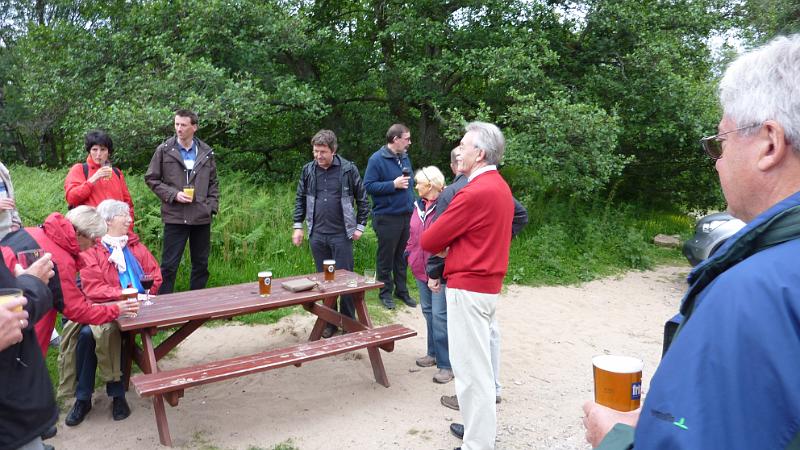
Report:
1,0,799,294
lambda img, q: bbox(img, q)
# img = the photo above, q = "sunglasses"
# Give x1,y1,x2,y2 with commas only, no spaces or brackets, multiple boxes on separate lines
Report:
699,124,760,160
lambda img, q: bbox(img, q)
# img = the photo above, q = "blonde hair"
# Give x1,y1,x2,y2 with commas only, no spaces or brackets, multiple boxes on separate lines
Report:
65,205,107,239
414,166,445,190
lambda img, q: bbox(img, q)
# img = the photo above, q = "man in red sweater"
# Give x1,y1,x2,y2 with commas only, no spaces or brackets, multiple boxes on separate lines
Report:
421,121,514,450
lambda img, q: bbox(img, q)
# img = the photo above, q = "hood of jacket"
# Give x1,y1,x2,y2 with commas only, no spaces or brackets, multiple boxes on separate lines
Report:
42,213,81,264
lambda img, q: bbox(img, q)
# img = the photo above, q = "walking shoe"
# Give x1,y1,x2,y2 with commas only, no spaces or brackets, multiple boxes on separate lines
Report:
433,368,454,384
395,294,417,307
65,399,91,426
112,396,131,421
415,355,436,367
321,323,337,339
440,394,500,410
440,394,459,410
450,422,464,440
380,297,396,310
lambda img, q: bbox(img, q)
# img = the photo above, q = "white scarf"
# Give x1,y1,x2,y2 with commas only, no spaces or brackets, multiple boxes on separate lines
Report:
101,234,129,272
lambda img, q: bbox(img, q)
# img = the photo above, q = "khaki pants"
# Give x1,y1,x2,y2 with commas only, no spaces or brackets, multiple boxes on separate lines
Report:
447,287,498,450
57,321,122,401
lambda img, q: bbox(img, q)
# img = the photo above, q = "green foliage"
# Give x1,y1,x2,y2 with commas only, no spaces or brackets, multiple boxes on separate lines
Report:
503,92,631,199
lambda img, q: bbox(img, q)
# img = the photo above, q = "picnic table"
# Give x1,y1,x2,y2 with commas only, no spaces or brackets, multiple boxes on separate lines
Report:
116,269,416,446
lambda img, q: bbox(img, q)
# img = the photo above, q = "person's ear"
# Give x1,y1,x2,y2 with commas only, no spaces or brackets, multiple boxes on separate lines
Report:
757,120,789,171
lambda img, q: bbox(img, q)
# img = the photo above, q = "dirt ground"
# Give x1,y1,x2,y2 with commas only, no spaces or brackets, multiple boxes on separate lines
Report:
50,265,689,450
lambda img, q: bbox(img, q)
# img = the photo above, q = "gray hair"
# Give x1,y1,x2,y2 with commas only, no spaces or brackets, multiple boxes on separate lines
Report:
465,121,505,165
65,205,107,239
96,199,130,223
719,34,800,147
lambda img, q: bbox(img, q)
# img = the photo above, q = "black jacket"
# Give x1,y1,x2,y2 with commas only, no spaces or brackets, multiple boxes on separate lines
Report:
0,262,56,450
293,155,370,238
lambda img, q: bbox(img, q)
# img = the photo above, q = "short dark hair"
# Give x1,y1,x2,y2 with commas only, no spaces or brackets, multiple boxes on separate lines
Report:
311,129,338,152
84,130,114,155
175,109,199,125
386,123,410,144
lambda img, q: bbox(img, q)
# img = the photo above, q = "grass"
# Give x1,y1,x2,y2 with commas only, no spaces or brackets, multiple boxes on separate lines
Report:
9,164,691,399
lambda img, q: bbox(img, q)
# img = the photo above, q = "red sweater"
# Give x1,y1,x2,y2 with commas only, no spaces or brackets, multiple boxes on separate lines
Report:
64,155,135,226
420,169,514,294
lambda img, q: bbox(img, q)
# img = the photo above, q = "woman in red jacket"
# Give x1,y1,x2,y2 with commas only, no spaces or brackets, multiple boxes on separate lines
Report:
0,206,139,355
64,130,135,226
62,199,162,426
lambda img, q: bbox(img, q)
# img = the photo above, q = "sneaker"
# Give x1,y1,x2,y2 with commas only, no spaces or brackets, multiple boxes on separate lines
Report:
433,368,454,384
380,297,396,310
440,394,459,410
440,394,500,410
415,355,436,367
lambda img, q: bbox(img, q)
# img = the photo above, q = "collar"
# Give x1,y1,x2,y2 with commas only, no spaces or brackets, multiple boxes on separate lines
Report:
178,139,196,155
316,155,341,170
468,165,497,182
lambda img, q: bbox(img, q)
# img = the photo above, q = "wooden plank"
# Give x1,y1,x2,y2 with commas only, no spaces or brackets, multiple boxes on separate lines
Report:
132,324,416,396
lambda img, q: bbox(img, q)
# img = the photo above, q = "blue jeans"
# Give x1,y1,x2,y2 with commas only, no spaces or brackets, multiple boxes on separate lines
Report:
75,325,124,401
416,279,450,369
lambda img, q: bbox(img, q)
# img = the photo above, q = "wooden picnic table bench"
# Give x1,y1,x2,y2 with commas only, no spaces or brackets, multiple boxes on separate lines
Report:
116,270,415,446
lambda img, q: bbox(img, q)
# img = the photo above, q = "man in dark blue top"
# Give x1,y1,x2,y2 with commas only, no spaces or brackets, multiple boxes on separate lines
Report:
363,124,417,309
293,130,370,337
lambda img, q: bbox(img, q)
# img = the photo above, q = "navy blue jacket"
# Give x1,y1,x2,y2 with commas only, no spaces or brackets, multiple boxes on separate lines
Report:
600,191,800,449
363,145,414,216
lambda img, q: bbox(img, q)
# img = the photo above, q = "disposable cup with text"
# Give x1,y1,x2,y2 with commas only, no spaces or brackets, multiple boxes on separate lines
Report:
0,288,23,313
258,271,272,297
592,354,643,412
17,249,43,269
323,259,336,282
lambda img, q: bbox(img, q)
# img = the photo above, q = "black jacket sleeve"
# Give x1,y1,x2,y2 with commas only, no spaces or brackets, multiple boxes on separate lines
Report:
352,167,370,227
511,197,529,238
293,164,309,227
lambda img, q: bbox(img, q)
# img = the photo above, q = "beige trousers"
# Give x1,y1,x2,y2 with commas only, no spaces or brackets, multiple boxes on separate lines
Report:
447,287,498,450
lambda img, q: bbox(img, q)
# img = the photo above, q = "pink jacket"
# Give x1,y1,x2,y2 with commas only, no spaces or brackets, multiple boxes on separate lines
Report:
405,198,437,282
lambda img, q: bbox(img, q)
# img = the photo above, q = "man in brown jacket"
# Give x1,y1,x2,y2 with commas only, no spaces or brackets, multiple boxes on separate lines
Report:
145,109,219,294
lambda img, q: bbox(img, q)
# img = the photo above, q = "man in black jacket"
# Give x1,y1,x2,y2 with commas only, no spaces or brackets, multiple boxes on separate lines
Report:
292,130,370,337
0,253,56,450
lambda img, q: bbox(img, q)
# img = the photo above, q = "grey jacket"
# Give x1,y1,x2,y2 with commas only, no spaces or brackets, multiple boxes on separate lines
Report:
293,155,369,238
0,162,22,239
145,136,219,225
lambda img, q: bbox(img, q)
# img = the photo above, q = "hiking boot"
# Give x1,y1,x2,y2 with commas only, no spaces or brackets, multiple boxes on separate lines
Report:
65,399,91,426
433,368,454,384
415,355,436,368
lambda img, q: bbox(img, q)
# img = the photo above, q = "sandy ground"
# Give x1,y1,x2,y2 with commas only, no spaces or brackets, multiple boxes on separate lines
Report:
50,265,689,450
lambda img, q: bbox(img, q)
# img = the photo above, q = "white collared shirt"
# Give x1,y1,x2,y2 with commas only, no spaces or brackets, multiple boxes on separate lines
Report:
468,165,497,182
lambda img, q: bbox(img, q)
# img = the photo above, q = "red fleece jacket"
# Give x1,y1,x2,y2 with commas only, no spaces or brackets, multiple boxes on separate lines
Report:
420,169,514,294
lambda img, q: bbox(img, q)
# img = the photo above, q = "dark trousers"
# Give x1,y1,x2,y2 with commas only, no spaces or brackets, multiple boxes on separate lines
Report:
75,325,124,401
372,213,411,300
159,223,211,294
309,232,355,319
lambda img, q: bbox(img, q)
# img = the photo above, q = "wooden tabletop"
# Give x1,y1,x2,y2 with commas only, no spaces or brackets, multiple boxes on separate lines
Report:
116,270,382,331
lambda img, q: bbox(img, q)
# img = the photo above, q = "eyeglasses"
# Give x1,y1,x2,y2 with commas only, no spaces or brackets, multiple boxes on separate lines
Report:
700,124,760,160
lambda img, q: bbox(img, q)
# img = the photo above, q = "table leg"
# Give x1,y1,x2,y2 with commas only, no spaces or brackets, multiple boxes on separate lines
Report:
153,394,173,446
351,291,390,386
142,330,174,446
122,332,134,390
308,296,338,341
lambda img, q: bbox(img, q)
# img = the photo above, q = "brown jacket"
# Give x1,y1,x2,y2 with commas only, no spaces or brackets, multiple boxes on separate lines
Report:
145,136,219,225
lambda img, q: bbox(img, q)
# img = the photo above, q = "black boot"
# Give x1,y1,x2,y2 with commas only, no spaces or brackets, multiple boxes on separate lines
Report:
112,396,131,421
65,399,91,426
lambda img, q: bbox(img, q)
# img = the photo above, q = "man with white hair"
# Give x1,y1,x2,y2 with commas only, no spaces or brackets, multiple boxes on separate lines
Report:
421,121,515,450
583,34,800,449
